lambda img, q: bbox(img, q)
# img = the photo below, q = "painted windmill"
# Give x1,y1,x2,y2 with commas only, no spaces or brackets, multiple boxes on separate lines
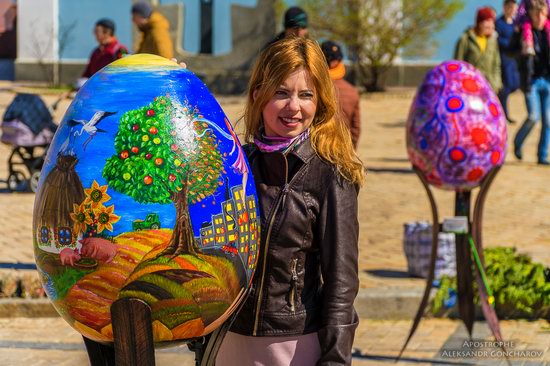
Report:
401,61,508,358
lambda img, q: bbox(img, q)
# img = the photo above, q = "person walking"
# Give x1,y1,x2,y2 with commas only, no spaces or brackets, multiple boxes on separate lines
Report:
82,18,128,79
455,7,503,92
215,37,365,365
131,1,173,59
264,6,309,49
513,0,550,165
321,40,361,149
496,0,521,124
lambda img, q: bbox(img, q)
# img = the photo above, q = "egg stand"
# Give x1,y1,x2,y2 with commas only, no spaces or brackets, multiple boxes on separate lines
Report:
81,291,249,366
398,165,505,359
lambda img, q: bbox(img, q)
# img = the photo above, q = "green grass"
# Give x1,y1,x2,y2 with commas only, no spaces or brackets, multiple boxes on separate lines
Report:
51,267,92,299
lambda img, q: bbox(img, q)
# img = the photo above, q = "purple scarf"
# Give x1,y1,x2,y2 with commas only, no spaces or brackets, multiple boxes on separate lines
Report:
254,129,310,153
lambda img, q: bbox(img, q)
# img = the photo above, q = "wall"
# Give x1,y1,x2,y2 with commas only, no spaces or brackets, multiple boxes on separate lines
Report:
58,0,132,60
17,0,57,62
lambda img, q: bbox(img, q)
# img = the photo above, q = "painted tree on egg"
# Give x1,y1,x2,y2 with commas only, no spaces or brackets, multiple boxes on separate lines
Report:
103,96,224,256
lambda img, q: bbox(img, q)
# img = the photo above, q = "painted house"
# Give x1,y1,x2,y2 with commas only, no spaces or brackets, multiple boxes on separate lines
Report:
3,0,505,89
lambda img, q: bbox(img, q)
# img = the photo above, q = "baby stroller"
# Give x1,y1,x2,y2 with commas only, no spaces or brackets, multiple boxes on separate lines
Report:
1,93,57,192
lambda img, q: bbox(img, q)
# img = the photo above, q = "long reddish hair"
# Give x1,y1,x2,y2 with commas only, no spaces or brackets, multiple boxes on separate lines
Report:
243,37,365,185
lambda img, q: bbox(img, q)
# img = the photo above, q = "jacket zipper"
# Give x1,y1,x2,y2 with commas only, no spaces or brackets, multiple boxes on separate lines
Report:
289,258,298,314
252,182,290,336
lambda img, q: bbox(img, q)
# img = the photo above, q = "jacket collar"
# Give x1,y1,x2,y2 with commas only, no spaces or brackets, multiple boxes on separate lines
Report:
288,138,316,163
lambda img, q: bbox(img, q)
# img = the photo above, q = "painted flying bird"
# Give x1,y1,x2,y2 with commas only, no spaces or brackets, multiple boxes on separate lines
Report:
68,111,116,150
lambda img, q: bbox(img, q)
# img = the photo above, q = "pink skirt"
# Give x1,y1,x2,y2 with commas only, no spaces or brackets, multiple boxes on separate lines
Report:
215,331,321,366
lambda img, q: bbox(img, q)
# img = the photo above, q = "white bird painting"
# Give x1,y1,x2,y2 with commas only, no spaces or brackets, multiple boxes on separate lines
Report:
60,111,116,152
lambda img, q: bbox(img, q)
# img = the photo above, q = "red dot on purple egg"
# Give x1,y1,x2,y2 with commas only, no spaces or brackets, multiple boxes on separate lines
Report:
471,127,488,146
446,96,464,112
491,151,501,165
489,103,499,117
462,78,479,93
446,63,460,72
449,147,466,162
467,167,484,182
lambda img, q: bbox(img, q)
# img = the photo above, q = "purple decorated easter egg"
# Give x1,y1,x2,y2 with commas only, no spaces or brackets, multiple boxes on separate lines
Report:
406,60,507,191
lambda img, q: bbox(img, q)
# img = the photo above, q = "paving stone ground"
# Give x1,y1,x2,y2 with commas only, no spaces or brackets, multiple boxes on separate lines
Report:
1,88,549,291
0,84,548,365
0,317,548,365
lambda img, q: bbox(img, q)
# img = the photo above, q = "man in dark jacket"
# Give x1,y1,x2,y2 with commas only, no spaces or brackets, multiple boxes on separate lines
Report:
265,6,309,49
321,40,361,149
496,0,520,124
513,0,550,165
82,19,128,79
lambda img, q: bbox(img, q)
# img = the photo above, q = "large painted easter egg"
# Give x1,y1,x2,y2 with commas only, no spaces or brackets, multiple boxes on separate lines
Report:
32,54,259,344
406,60,507,191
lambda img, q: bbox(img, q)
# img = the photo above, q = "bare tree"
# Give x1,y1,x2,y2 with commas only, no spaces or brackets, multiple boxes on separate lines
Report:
300,0,464,91
29,22,55,85
56,21,78,87
28,20,76,87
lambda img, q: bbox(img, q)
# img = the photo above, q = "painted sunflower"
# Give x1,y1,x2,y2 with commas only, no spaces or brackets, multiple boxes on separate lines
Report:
94,204,120,233
69,203,92,235
84,180,111,208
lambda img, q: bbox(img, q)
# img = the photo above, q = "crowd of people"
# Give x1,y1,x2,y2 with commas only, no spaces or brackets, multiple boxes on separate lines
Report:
454,0,550,165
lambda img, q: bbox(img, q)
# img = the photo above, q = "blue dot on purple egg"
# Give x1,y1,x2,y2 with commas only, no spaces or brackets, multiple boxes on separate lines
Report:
420,138,428,150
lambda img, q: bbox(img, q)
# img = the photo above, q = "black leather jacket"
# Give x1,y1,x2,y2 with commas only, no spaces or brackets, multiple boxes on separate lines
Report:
230,139,360,365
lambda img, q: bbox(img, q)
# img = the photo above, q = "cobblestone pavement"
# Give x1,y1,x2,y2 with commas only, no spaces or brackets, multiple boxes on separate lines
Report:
0,317,548,365
0,86,549,364
1,89,549,291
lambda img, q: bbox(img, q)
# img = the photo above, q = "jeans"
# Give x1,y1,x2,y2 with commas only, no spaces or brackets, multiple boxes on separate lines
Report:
514,76,550,162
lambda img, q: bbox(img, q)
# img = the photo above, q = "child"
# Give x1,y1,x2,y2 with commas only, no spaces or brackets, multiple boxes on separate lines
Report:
215,37,365,365
516,0,550,54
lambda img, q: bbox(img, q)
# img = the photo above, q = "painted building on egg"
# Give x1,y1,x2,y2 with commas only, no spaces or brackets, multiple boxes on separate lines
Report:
198,183,259,271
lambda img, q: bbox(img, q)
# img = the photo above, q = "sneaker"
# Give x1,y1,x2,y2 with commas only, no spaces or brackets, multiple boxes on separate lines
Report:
537,160,550,165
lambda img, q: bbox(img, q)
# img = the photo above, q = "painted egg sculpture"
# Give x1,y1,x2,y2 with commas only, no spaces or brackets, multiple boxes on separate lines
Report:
32,54,259,344
406,60,507,191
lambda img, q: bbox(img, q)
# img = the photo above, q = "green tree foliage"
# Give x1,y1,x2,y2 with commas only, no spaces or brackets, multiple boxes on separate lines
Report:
299,0,464,91
273,0,288,32
103,96,224,256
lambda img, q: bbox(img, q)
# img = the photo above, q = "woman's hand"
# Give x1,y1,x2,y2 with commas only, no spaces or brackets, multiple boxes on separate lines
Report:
171,58,187,69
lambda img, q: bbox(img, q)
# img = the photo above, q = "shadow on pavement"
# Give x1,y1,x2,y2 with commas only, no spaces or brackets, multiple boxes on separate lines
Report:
366,167,414,174
366,269,413,279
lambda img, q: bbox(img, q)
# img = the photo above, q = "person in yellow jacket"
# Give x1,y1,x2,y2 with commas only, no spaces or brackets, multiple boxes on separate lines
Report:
131,2,174,59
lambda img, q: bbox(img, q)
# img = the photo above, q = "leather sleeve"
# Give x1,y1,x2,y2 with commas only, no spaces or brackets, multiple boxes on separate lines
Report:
316,172,360,365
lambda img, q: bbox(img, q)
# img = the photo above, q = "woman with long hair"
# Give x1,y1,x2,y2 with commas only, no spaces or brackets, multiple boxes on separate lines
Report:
216,37,365,365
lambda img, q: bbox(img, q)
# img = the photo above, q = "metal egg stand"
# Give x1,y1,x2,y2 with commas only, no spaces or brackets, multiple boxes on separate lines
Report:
398,165,506,359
